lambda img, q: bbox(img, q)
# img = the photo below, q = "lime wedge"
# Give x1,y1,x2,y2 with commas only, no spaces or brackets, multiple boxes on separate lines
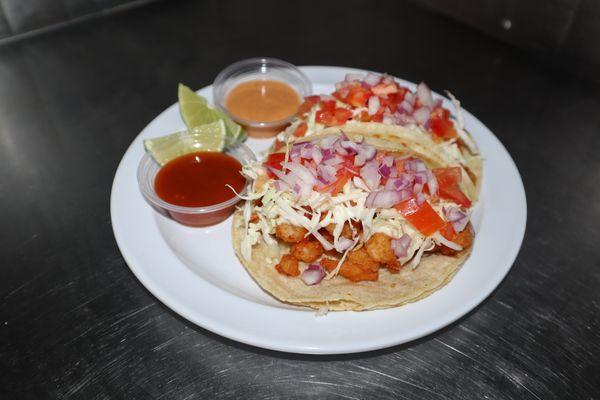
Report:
144,120,227,165
178,83,244,147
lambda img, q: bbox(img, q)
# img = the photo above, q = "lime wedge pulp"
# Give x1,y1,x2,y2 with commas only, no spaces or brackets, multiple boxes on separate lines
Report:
178,84,244,147
144,120,227,165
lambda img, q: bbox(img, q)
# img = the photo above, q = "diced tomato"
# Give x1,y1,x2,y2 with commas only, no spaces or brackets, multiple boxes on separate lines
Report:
433,167,462,187
272,139,285,151
264,152,286,177
346,86,371,108
439,185,472,208
432,167,471,207
318,162,358,196
317,107,352,126
320,100,336,113
293,122,308,137
295,96,320,117
395,197,446,236
430,107,458,139
334,107,352,122
440,222,456,241
359,110,371,122
371,114,383,123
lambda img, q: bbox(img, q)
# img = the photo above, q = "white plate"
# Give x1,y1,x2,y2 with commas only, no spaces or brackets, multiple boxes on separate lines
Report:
111,66,526,354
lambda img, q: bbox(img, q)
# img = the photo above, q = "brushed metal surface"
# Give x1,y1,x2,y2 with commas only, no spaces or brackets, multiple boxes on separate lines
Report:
0,0,598,398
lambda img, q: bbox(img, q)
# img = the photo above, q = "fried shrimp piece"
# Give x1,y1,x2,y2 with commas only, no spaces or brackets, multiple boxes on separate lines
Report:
325,223,352,239
438,227,474,256
275,223,307,243
275,254,300,276
291,239,324,263
347,247,379,273
320,250,379,282
365,233,401,272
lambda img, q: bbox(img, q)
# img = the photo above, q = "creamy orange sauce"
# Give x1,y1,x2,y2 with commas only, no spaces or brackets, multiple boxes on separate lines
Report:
225,80,301,123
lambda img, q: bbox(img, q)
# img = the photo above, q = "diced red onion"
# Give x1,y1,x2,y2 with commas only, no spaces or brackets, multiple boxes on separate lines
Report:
365,190,409,208
413,182,424,194
282,162,317,185
300,142,314,159
417,82,434,107
345,73,364,82
426,170,438,197
405,159,427,173
444,206,469,232
414,173,427,185
382,115,394,125
317,164,337,184
385,174,413,190
368,95,380,116
382,156,394,167
301,264,326,286
360,160,381,190
413,107,431,126
340,140,359,154
398,100,414,114
333,139,349,156
274,180,289,191
335,237,354,252
391,234,412,258
432,98,443,109
416,192,426,204
319,136,338,149
290,145,302,160
324,154,344,166
404,92,415,106
398,113,415,126
364,72,381,87
354,143,376,166
269,167,300,188
312,146,323,164
321,148,333,160
378,164,391,178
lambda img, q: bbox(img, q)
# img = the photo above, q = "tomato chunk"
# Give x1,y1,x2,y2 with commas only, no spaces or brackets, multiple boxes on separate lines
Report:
293,122,308,137
264,152,286,177
432,167,471,207
430,107,458,139
433,167,462,186
395,198,445,236
439,185,472,208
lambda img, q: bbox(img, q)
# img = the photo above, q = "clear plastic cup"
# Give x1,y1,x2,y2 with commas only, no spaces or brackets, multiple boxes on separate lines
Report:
137,143,256,227
213,57,312,138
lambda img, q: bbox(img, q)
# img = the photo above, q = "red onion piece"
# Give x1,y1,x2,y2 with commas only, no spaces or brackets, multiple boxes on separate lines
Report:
317,164,337,184
301,264,326,286
416,192,426,205
413,107,431,126
404,92,415,106
368,95,380,116
360,160,381,190
354,143,376,166
345,73,364,82
426,170,438,197
299,143,314,159
282,162,317,185
340,140,359,154
444,206,469,232
417,82,434,107
398,100,414,114
335,237,354,252
365,190,409,208
269,167,300,188
319,136,338,149
385,174,414,190
312,146,323,164
391,234,412,258
364,72,381,87
378,164,391,178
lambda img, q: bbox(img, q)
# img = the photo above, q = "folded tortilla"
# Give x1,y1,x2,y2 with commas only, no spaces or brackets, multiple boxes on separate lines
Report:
233,129,477,311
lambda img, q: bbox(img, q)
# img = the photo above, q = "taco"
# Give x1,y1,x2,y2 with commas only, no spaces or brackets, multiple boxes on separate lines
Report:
232,129,477,311
274,72,482,198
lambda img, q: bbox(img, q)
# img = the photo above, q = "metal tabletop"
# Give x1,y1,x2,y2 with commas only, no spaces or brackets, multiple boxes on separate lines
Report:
1,0,598,398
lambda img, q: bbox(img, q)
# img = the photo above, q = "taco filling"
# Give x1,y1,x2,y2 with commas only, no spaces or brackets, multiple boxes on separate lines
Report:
234,131,475,309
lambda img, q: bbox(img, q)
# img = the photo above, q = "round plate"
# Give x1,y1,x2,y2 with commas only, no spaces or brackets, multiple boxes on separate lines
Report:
111,66,526,354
